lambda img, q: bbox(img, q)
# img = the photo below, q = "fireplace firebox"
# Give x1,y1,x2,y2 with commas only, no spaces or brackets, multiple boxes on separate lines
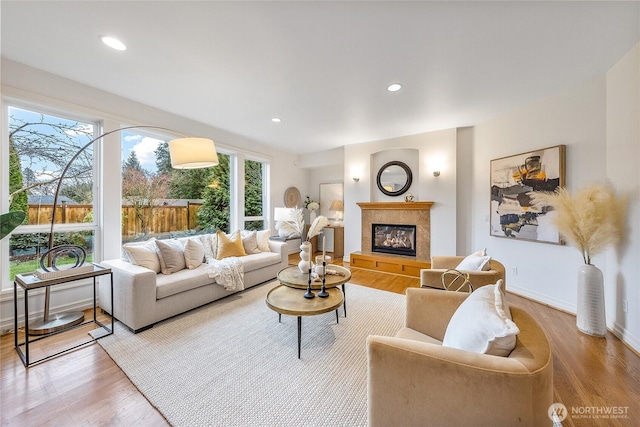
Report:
372,223,417,257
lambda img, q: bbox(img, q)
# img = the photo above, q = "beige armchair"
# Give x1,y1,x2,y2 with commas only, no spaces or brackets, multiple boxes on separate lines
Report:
420,255,506,290
367,288,553,427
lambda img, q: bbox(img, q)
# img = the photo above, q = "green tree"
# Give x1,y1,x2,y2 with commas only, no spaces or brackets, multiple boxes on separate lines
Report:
155,141,172,175
244,159,263,230
197,153,230,232
22,167,37,188
60,181,93,204
154,142,209,199
168,169,210,199
123,150,143,172
8,138,28,219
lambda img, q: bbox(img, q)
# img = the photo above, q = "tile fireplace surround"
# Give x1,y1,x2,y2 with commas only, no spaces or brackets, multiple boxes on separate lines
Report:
357,201,433,261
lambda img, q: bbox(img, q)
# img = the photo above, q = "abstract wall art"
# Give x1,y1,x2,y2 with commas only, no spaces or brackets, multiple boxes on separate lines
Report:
490,145,566,243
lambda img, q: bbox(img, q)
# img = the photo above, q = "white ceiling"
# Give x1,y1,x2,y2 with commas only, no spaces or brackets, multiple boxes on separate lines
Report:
2,1,639,154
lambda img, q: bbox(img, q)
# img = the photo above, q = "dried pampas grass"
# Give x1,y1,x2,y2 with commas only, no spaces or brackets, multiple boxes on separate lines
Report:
530,183,626,264
275,207,304,238
306,216,328,241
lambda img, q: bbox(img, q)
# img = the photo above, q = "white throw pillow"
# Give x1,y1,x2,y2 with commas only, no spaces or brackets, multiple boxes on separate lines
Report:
184,238,205,269
442,280,519,356
241,230,261,254
156,239,186,274
455,248,491,271
256,229,271,252
198,233,218,262
122,238,161,273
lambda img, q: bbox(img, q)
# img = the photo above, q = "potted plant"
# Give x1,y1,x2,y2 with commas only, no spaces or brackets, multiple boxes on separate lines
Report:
531,183,625,336
1,211,26,240
304,196,320,222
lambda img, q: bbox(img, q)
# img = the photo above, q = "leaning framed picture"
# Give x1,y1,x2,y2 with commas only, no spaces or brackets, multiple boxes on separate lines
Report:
490,144,566,243
319,183,343,220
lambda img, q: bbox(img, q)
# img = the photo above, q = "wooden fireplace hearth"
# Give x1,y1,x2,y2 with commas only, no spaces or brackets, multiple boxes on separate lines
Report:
350,201,433,277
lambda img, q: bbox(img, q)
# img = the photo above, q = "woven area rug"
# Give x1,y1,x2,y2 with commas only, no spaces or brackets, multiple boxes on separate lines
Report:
98,281,405,427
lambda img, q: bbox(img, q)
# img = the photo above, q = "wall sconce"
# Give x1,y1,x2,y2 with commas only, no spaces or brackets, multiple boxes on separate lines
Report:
428,157,445,178
353,177,360,182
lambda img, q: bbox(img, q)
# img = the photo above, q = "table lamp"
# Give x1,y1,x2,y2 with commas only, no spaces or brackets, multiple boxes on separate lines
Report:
329,200,344,225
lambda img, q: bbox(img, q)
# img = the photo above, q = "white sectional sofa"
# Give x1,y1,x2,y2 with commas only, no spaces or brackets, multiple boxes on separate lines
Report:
98,230,288,332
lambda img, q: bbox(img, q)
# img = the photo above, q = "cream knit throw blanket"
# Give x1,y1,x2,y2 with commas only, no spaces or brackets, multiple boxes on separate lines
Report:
207,257,244,291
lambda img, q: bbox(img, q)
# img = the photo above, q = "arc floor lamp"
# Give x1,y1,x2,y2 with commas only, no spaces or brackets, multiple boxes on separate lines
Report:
29,125,218,334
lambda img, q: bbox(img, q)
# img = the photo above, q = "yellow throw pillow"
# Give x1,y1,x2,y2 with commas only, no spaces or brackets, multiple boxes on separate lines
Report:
216,230,247,259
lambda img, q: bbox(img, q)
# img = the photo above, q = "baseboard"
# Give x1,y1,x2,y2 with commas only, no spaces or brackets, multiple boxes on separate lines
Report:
507,284,640,354
0,297,96,335
610,321,640,356
506,284,576,314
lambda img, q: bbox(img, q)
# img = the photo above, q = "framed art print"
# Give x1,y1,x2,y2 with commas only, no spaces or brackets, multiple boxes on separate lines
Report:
319,183,343,220
490,145,566,243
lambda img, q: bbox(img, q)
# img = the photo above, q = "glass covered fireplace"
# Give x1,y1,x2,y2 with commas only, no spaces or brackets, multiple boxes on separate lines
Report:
372,223,417,257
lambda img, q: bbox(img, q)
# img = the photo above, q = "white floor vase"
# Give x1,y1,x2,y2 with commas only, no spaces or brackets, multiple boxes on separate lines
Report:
576,264,606,336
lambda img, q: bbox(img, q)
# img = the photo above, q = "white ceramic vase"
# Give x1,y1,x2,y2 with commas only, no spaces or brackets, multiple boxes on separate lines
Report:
298,241,312,273
309,210,317,223
576,264,606,337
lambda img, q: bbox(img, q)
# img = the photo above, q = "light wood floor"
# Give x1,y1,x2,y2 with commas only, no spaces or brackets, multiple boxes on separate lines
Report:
1,255,638,426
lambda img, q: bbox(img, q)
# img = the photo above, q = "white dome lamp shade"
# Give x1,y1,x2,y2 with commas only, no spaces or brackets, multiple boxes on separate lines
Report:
169,137,219,169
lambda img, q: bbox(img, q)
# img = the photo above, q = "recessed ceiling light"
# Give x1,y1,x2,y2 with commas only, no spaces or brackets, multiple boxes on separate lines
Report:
99,35,127,51
271,117,282,123
387,83,402,92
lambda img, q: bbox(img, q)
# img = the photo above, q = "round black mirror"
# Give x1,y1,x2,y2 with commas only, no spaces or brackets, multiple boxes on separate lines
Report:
376,161,413,196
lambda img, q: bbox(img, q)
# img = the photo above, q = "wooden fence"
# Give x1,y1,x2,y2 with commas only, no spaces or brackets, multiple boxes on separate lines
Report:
27,202,202,237
28,203,93,226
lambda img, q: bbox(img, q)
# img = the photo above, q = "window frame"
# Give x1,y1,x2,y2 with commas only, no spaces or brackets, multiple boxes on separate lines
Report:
242,155,269,230
2,100,102,291
1,98,273,292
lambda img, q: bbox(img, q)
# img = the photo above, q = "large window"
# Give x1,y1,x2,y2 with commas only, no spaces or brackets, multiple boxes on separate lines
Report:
121,133,240,240
4,105,97,285
2,102,271,290
196,152,232,233
121,131,173,242
120,133,269,239
244,158,266,230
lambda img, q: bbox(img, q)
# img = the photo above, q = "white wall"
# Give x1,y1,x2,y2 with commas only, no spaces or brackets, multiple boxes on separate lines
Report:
270,156,309,235
0,59,307,331
456,127,474,254
470,43,639,351
605,43,640,350
472,76,606,311
342,129,458,262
